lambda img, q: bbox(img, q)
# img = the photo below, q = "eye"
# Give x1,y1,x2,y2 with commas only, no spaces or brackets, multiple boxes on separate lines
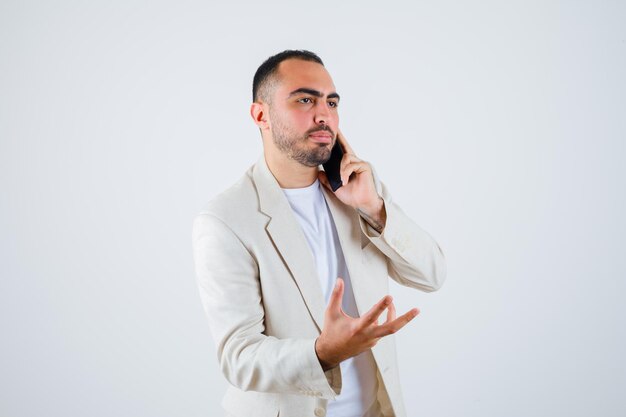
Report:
328,101,338,108
298,97,313,104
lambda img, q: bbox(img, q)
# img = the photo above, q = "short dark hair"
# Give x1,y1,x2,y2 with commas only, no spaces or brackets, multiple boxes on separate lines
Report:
252,50,324,102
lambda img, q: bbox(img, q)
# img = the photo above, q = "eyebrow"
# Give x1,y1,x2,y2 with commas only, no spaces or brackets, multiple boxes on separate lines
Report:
288,88,341,101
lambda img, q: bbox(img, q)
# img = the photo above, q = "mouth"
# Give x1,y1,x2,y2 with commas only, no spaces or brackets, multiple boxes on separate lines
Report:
308,134,332,145
308,130,334,144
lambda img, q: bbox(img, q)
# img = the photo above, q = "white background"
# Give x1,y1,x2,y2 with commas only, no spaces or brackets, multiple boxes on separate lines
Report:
1,1,625,416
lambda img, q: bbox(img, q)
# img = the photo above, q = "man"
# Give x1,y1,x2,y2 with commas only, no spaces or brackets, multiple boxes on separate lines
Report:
192,50,446,417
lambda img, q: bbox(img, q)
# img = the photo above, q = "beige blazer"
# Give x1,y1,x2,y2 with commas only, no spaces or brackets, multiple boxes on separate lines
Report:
192,156,446,417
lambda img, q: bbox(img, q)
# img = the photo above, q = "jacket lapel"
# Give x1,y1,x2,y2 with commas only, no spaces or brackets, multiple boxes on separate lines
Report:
321,185,368,316
253,157,327,332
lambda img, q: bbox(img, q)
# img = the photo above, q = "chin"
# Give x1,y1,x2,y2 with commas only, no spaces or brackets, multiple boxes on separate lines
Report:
299,150,331,167
317,148,332,164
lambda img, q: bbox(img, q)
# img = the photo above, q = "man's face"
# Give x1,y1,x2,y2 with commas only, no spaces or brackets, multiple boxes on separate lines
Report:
266,59,340,167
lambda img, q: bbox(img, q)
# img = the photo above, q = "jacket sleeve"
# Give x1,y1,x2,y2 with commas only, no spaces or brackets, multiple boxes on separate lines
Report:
358,173,447,292
192,213,341,399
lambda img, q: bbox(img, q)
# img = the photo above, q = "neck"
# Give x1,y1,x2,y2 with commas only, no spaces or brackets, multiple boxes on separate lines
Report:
263,147,319,189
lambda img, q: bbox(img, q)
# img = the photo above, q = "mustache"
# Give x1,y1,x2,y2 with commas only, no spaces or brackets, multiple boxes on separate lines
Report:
306,125,336,137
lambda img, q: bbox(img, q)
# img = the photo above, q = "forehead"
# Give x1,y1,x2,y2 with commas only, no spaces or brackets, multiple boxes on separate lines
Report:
274,59,336,95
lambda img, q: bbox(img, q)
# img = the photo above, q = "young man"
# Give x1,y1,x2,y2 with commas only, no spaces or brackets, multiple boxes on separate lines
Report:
192,50,446,417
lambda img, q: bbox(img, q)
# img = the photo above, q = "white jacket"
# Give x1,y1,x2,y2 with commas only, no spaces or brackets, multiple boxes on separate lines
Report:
192,156,446,417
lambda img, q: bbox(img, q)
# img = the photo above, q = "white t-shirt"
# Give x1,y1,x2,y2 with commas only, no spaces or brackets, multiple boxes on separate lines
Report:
283,179,382,417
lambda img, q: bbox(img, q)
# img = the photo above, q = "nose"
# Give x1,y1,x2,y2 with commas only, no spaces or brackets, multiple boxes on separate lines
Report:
313,100,331,126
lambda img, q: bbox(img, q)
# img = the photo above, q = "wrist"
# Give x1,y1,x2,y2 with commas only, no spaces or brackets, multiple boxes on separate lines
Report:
358,196,384,216
357,197,386,233
315,337,338,372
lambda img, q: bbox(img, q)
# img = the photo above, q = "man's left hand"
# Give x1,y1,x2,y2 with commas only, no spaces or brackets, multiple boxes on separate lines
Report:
318,130,387,233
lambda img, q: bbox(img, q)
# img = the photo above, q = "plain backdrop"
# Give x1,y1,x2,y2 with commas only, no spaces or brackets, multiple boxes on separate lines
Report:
1,1,625,416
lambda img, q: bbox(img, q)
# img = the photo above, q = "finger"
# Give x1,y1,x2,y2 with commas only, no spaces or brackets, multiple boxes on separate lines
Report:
386,301,396,323
341,161,370,185
338,149,363,184
339,153,362,174
336,129,356,156
371,308,420,338
359,295,393,328
327,278,344,314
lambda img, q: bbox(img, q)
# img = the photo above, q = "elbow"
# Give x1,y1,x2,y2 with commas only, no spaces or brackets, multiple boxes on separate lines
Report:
424,272,445,292
218,340,264,392
414,248,447,293
427,248,447,292
220,363,259,392
389,255,447,293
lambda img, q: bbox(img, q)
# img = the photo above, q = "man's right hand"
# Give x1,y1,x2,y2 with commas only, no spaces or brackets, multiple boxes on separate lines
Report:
314,278,420,371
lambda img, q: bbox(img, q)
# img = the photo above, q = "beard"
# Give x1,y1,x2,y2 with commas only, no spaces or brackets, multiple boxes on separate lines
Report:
269,110,335,167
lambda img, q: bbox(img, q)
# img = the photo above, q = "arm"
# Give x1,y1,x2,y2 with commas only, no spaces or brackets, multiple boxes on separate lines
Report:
358,178,447,292
318,130,446,293
192,213,341,398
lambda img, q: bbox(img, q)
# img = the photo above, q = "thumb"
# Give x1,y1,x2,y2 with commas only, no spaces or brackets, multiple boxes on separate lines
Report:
327,278,344,315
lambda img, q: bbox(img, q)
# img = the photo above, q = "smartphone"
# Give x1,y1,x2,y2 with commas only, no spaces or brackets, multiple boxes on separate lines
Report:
322,140,344,192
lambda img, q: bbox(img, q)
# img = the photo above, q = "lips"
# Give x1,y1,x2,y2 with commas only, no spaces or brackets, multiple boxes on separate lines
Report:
308,132,333,144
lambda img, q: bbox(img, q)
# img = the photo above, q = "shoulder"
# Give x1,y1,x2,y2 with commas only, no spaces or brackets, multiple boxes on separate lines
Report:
194,164,262,231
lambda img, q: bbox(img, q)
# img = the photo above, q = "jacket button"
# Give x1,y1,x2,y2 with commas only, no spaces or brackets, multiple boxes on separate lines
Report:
314,408,326,417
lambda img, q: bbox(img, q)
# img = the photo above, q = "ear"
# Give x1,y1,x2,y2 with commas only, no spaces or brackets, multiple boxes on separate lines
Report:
250,102,269,130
